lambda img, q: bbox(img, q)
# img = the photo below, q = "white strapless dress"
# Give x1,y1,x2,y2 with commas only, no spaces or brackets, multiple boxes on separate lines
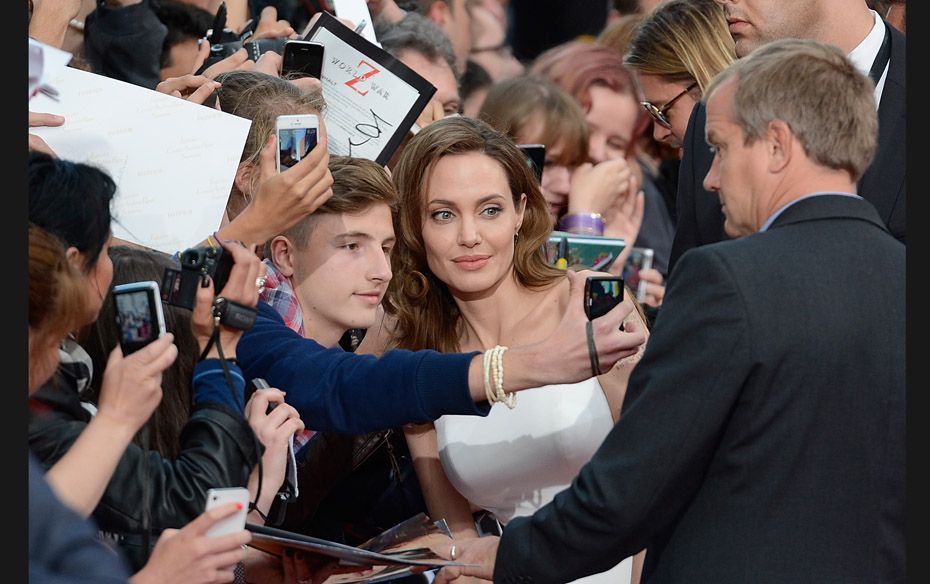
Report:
435,377,633,584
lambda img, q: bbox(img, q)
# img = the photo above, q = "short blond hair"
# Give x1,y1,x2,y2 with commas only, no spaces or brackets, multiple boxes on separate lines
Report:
624,0,735,93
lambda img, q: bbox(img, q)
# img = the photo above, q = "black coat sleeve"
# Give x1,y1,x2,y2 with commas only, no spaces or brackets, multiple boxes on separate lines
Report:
83,0,167,90
667,103,726,276
28,402,261,534
494,247,753,584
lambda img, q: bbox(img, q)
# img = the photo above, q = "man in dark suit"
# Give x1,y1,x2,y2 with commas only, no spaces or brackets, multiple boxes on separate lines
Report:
434,39,904,584
668,0,905,274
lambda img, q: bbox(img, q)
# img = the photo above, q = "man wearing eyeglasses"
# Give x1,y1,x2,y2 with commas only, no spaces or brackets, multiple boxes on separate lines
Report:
667,0,905,275
639,82,697,150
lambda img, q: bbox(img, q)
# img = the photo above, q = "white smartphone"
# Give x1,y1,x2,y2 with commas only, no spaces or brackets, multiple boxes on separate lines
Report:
204,487,250,538
276,114,320,172
112,281,167,355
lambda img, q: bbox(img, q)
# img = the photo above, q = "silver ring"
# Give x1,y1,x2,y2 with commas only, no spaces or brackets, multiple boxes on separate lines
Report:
450,544,457,561
255,275,267,292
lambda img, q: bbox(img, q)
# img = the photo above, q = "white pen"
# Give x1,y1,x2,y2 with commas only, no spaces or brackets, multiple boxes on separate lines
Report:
354,19,367,35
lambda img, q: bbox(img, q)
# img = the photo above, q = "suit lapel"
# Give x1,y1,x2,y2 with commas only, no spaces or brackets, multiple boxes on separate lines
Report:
857,22,905,233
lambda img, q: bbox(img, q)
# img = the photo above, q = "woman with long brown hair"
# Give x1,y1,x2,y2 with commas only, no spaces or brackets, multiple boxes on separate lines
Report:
385,116,649,584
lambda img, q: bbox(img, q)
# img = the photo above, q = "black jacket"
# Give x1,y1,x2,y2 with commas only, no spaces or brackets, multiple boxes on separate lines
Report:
668,21,906,275
29,366,262,571
495,195,904,583
83,0,167,90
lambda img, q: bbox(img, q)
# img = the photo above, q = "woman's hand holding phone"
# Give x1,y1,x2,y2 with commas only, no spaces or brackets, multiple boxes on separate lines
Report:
219,122,333,246
134,500,251,584
97,333,178,436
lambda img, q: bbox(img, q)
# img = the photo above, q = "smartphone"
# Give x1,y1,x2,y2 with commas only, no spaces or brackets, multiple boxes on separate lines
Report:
622,247,655,303
584,276,624,320
112,281,166,355
518,144,545,183
204,487,251,537
282,40,325,79
252,378,299,499
276,114,319,172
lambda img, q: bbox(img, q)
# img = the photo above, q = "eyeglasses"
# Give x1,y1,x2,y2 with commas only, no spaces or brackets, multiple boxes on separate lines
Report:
641,82,698,129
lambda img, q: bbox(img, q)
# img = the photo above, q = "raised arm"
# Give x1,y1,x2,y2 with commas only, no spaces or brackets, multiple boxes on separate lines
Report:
239,269,645,433
43,334,178,516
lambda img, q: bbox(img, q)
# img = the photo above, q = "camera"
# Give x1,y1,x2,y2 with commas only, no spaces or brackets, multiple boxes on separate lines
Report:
162,245,234,311
194,1,286,74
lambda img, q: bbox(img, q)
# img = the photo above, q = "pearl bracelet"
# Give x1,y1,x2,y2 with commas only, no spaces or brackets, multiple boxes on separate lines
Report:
483,345,516,409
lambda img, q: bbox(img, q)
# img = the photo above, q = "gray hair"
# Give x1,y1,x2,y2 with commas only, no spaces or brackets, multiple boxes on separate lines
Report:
704,38,877,182
377,12,458,76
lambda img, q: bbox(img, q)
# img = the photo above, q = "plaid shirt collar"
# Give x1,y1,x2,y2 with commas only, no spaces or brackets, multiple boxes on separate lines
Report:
259,259,320,451
259,259,305,337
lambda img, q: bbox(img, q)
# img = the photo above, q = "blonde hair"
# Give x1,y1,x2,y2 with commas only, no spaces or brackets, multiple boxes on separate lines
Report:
386,116,561,352
624,0,735,93
706,38,877,181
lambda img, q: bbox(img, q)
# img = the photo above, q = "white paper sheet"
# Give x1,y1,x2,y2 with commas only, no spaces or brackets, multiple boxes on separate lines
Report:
29,67,251,255
307,15,435,165
333,0,380,46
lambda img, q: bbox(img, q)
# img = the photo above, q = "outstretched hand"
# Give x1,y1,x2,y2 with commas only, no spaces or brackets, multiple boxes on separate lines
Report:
156,74,222,104
218,127,334,246
28,111,64,157
433,536,500,583
97,334,178,436
247,6,297,41
542,269,646,383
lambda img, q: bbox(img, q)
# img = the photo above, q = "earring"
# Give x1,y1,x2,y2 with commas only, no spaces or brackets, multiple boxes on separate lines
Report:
514,231,520,243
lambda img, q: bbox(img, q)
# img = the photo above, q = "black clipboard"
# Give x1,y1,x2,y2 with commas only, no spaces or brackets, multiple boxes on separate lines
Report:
302,11,437,165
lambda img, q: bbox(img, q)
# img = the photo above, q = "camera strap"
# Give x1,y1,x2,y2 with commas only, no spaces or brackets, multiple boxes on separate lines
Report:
198,317,281,525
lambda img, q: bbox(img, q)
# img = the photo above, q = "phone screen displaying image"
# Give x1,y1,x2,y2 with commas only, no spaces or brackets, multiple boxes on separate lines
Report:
277,126,318,170
622,247,654,303
585,277,624,320
113,282,165,354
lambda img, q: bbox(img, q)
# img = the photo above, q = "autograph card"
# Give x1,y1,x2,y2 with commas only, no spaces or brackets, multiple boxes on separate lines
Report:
304,12,436,165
